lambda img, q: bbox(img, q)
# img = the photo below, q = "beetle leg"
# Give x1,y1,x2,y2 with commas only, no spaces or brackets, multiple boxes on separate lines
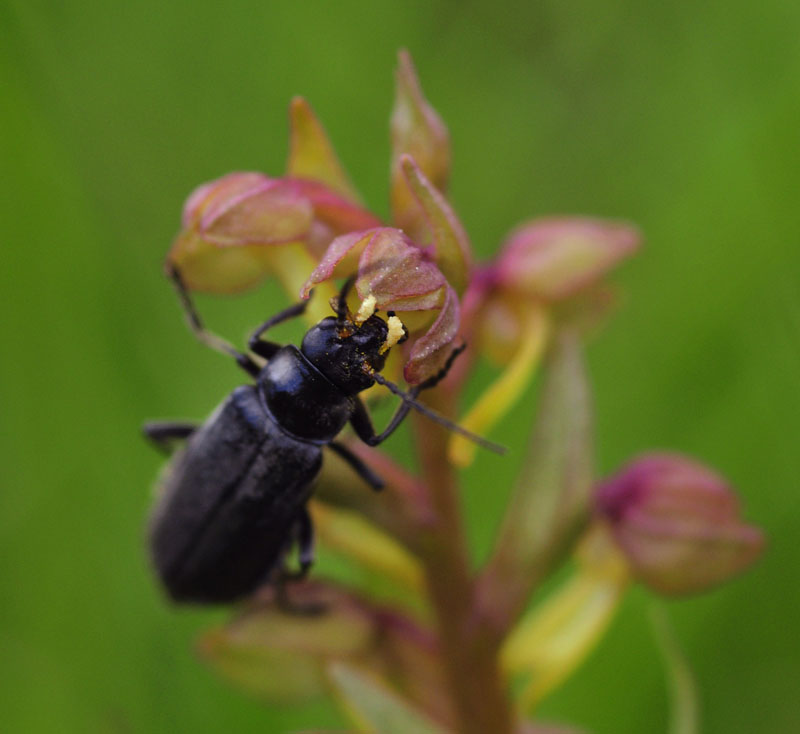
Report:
295,505,315,574
274,509,325,615
350,342,468,446
167,264,261,377
247,298,310,360
142,421,198,454
275,507,315,581
328,441,385,491
349,393,417,447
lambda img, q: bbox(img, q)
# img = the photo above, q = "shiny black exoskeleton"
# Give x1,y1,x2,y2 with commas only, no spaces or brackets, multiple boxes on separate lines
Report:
144,275,443,604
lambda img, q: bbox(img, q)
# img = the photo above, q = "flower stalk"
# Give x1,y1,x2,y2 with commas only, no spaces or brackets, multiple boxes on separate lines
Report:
412,386,514,734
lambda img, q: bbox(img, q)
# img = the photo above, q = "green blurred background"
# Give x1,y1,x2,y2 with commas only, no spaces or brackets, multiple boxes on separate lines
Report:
2,1,798,731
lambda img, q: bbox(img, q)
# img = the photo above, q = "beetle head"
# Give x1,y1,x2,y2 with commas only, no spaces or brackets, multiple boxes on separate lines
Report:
301,314,405,394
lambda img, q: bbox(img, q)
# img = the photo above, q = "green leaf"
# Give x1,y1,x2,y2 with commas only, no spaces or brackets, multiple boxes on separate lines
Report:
198,584,375,703
328,662,449,734
477,328,594,629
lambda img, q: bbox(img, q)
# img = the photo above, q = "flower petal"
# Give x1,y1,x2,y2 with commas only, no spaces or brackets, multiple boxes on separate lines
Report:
287,96,363,204
303,227,462,385
310,500,424,594
400,155,472,295
173,170,380,295
356,227,446,312
168,173,315,293
289,178,382,259
391,50,450,236
502,526,629,712
404,285,460,384
449,302,549,467
301,229,378,298
181,171,268,228
201,178,313,245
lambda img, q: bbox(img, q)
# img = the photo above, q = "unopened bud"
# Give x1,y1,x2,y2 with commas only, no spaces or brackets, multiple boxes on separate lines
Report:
496,217,640,302
595,453,764,596
168,172,380,294
168,172,313,293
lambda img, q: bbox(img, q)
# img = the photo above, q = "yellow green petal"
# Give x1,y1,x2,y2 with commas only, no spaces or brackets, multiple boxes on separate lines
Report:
310,500,424,594
449,305,549,467
268,241,335,322
501,526,630,713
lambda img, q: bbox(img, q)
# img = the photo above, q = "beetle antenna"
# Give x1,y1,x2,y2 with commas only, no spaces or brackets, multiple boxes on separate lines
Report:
167,263,257,371
370,372,507,456
336,276,357,326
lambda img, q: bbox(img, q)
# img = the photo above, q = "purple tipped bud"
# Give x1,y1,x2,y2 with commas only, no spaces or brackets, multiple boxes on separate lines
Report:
595,453,764,596
496,217,640,302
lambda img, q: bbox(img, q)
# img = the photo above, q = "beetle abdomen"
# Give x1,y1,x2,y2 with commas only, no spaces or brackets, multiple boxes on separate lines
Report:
148,385,322,603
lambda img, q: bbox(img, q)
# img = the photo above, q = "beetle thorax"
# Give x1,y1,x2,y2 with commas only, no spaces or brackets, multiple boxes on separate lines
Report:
259,346,353,442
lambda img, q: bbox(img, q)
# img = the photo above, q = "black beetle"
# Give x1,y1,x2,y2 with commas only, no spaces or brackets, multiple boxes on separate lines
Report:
144,270,501,605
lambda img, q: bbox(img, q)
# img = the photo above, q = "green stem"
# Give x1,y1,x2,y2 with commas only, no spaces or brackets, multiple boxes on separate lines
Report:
412,388,513,734
649,602,700,734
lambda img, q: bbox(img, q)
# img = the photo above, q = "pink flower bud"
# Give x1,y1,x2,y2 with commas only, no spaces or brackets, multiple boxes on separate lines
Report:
168,172,312,293
168,173,379,293
595,453,764,596
496,217,640,302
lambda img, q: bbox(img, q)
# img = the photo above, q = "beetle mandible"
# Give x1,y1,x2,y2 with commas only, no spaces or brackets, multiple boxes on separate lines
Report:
144,269,499,605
